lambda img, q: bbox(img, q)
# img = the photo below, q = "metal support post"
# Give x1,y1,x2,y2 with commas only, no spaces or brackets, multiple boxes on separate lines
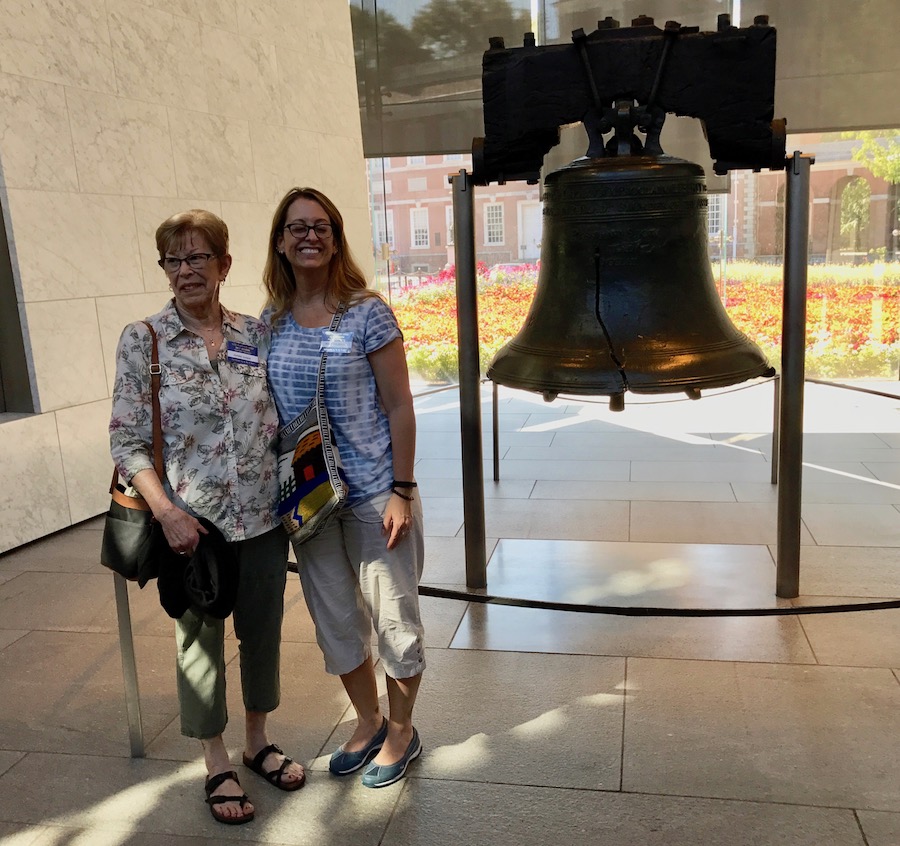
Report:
450,170,488,588
770,374,780,485
113,573,145,757
776,152,813,598
493,381,500,482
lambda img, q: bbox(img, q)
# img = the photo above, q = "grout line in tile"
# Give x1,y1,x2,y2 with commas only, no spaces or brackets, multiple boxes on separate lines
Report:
795,612,822,665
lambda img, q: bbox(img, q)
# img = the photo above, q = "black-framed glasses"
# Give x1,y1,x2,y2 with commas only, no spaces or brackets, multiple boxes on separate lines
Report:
283,222,334,240
158,253,218,273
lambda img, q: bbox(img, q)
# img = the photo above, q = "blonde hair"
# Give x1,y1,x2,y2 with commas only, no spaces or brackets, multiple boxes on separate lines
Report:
263,187,380,322
155,209,229,258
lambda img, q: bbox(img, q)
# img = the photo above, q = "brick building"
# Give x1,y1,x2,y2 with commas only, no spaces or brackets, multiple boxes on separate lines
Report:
368,135,898,276
368,154,542,276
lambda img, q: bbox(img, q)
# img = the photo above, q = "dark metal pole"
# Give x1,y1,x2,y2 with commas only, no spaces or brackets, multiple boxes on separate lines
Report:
113,573,145,757
493,381,500,482
776,152,813,598
770,374,780,485
450,170,487,588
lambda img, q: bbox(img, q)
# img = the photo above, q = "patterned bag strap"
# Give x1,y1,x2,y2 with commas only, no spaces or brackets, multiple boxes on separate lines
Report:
314,302,347,400
314,303,348,493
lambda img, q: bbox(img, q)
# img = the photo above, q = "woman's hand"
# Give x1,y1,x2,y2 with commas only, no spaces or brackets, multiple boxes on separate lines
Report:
157,502,208,555
383,492,413,550
129,467,208,555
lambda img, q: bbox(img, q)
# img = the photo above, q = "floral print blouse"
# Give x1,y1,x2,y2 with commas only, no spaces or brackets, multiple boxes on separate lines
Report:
109,299,280,542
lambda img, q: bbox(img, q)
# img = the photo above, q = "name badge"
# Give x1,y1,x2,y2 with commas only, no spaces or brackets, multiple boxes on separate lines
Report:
320,331,353,354
226,341,260,365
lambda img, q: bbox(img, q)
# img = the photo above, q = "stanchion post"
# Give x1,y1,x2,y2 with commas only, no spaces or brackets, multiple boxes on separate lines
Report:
776,152,813,598
493,381,500,482
113,572,145,757
450,170,488,588
770,373,780,485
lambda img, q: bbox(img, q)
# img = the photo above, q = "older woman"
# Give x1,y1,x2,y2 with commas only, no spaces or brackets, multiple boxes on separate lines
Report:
109,210,304,825
264,187,425,788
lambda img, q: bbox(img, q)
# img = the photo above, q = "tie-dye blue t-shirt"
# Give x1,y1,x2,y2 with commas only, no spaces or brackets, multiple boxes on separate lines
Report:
266,296,402,505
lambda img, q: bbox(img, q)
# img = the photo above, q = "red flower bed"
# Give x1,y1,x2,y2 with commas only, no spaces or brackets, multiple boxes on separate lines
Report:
393,262,900,381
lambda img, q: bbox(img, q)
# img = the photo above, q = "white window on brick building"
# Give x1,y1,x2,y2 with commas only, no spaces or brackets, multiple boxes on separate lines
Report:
445,205,454,246
408,177,427,192
707,194,723,240
411,207,429,248
373,209,395,250
484,203,504,245
408,155,426,166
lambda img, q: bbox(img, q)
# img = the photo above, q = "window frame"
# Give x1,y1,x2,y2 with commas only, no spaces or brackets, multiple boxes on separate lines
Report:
484,202,504,246
410,207,430,249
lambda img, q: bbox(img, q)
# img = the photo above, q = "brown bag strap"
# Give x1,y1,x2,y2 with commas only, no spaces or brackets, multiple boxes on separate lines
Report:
141,320,164,480
109,321,163,495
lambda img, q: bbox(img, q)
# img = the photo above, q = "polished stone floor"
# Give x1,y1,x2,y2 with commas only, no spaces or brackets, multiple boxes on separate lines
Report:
0,379,899,845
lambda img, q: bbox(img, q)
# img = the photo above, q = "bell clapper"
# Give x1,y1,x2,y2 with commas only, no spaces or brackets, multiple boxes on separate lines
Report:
608,393,625,412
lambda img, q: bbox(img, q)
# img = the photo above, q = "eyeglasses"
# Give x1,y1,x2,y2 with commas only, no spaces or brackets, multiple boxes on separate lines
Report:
158,253,217,273
283,222,334,240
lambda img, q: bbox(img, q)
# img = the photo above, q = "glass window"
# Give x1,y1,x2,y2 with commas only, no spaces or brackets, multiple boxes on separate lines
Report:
713,129,900,382
408,177,428,192
707,194,722,240
374,208,395,249
408,155,426,166
445,204,455,246
411,207,429,248
838,177,872,260
350,0,532,157
371,107,900,390
484,203,504,245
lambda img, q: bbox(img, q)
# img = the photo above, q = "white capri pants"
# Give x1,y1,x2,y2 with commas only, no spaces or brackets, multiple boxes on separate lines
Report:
293,489,425,679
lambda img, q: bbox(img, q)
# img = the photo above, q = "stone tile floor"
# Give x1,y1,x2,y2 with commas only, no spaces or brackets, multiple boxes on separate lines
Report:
0,380,898,845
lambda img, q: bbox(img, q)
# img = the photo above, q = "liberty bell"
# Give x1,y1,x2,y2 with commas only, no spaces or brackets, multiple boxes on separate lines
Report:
487,148,775,406
473,16,784,409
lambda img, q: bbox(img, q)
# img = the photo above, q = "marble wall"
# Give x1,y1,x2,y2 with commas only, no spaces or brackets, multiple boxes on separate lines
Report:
0,0,372,552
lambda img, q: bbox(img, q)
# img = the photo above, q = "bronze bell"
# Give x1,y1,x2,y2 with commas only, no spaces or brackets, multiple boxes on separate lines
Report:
487,155,775,406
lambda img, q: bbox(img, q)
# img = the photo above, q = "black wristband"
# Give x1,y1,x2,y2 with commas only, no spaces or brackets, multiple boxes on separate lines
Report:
392,480,417,488
391,488,414,501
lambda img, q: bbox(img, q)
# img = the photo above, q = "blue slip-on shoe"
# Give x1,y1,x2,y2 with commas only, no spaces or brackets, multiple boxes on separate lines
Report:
329,718,388,776
360,728,422,788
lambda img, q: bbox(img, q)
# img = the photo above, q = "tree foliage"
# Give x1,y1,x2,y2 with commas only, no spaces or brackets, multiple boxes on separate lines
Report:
844,130,900,184
350,6,431,85
410,0,531,59
840,178,871,251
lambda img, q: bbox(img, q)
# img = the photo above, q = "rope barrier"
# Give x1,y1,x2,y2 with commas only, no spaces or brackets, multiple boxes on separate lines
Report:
418,585,900,617
804,378,900,402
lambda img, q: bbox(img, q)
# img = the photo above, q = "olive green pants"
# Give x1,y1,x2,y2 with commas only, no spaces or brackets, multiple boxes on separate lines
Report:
175,526,289,739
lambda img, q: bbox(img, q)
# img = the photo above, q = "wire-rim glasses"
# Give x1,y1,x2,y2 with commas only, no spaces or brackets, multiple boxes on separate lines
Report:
158,253,218,273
